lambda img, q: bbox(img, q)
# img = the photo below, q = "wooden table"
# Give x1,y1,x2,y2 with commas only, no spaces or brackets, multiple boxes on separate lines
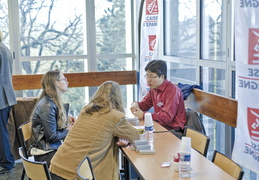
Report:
121,121,235,180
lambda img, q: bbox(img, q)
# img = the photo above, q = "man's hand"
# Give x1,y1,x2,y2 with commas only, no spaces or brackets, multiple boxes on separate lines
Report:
130,102,139,114
132,108,144,120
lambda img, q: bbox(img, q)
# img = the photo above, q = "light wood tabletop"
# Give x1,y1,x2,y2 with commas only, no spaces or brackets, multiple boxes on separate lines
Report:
121,121,235,180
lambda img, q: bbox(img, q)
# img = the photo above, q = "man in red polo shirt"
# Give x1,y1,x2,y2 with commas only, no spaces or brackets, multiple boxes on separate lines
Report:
131,60,186,138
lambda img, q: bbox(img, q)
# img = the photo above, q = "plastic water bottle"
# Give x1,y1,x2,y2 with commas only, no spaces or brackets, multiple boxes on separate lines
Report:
179,152,191,177
179,137,191,177
144,113,154,143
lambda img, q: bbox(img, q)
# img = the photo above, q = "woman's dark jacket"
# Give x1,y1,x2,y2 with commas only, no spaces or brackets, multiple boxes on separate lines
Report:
31,95,68,150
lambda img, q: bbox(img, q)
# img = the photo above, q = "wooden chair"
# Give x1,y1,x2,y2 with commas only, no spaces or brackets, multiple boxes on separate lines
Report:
18,121,33,180
18,147,52,180
77,156,96,180
183,127,210,157
212,150,244,180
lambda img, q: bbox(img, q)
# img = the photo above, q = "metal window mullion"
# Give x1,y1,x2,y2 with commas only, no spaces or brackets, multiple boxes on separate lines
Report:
96,54,134,59
19,55,88,62
86,0,97,72
196,0,201,85
8,0,22,75
225,0,235,157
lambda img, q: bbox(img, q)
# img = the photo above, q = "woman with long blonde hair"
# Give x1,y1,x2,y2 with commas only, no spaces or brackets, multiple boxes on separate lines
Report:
30,69,74,167
50,81,140,180
84,80,124,114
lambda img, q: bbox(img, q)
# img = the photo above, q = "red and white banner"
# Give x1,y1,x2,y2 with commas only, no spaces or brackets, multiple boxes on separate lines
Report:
139,0,160,100
232,1,259,174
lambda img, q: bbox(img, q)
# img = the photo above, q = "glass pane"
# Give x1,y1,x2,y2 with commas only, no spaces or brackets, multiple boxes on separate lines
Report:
97,57,134,109
201,67,225,94
95,0,132,54
164,0,196,58
120,84,133,109
201,0,226,60
97,57,133,71
203,115,226,160
24,87,86,115
200,67,226,158
21,59,86,74
0,0,9,47
19,0,86,57
168,62,196,84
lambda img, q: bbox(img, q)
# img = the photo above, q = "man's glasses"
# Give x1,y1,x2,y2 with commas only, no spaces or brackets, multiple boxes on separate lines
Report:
144,74,159,79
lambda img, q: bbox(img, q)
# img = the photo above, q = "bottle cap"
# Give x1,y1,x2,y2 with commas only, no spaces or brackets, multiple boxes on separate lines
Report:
179,137,191,153
144,113,154,126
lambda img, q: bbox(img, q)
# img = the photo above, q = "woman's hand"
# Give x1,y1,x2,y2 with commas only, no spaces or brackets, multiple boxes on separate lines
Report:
68,114,76,124
66,123,73,131
116,138,129,146
67,114,76,130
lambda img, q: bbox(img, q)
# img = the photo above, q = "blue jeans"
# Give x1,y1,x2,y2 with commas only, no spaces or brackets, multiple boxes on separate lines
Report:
0,106,14,170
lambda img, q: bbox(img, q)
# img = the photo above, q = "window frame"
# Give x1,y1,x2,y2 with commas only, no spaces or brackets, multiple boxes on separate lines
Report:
160,0,235,157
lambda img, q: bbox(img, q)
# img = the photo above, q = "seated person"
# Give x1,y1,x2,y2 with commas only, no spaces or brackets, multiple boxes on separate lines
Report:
30,69,75,167
131,60,186,138
49,81,140,180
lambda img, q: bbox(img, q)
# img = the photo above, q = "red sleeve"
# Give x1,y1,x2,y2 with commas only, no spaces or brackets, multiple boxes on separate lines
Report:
138,91,153,111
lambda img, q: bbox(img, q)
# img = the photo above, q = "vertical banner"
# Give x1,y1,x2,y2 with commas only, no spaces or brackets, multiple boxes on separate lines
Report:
139,0,160,100
232,1,259,174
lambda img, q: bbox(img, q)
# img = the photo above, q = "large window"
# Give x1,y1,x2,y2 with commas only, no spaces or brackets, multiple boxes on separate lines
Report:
168,62,196,84
164,0,196,58
163,0,228,157
3,0,136,113
200,67,226,158
0,0,9,47
95,0,132,55
19,0,85,57
201,0,227,60
162,0,258,179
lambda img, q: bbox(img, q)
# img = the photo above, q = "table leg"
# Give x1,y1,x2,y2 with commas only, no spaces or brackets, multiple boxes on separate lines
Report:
124,155,130,180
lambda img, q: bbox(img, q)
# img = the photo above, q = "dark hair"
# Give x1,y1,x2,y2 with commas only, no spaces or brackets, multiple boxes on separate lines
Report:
145,60,167,79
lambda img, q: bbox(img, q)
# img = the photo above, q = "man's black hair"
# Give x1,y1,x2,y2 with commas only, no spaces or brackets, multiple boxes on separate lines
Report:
145,60,167,79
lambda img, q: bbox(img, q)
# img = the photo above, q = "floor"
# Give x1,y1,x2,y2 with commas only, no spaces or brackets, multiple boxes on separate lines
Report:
0,159,25,180
0,159,137,180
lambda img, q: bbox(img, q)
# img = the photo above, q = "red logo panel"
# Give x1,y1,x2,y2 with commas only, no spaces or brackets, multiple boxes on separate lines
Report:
247,107,259,141
148,35,156,51
248,29,259,64
146,0,158,15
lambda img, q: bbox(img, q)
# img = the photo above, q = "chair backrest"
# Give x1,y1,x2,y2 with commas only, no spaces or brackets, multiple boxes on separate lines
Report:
212,150,244,180
185,108,206,134
18,121,32,158
183,127,210,157
18,147,52,180
77,156,96,180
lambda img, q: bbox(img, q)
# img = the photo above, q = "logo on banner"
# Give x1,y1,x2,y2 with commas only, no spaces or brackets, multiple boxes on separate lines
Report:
146,0,158,15
248,107,259,141
248,28,259,64
148,35,156,51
